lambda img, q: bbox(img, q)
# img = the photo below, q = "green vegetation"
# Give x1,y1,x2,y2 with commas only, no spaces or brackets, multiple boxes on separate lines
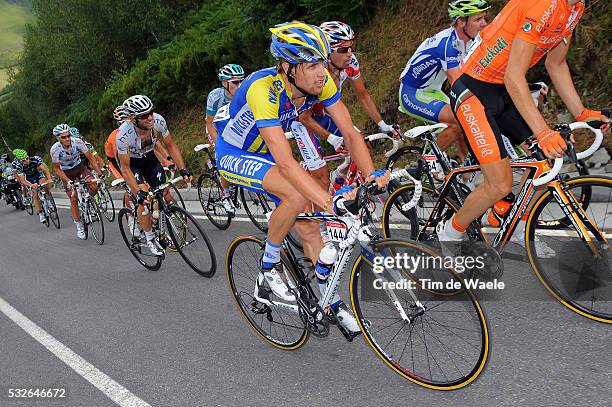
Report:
0,0,609,162
0,0,31,89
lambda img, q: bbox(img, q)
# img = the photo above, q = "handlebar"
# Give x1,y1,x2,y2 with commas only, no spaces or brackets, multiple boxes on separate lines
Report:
364,133,400,158
532,121,604,187
336,168,423,216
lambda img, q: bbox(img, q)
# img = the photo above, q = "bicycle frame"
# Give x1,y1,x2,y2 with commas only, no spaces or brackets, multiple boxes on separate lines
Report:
420,155,607,256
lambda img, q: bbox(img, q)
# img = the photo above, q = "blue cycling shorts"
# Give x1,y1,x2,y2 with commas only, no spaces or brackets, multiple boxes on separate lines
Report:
312,111,343,138
216,136,280,204
398,84,449,123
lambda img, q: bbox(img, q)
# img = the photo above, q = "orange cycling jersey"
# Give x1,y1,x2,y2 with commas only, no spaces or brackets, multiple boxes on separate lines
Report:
462,0,584,84
104,128,119,158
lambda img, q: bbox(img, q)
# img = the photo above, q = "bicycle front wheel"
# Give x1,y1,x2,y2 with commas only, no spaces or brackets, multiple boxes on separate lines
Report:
97,184,116,222
47,194,60,229
526,176,612,323
87,197,105,245
350,239,489,390
165,205,216,277
197,173,231,230
117,207,162,270
25,193,33,215
226,235,309,350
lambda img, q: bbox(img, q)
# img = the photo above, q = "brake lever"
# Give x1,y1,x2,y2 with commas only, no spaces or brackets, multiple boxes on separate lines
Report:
585,108,610,129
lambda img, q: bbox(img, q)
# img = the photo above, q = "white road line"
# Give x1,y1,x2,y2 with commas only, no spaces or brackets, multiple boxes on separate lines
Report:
0,296,151,407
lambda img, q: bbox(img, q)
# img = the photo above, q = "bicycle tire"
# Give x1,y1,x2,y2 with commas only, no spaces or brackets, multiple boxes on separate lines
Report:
87,197,105,245
47,193,60,229
25,192,33,215
165,205,217,277
226,235,309,350
117,207,163,271
97,183,116,222
169,182,186,210
240,188,272,233
39,191,50,228
350,239,489,390
197,173,231,230
536,161,590,230
526,176,612,323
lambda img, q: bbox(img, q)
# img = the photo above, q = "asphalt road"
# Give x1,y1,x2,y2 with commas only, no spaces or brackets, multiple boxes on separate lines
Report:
0,198,610,407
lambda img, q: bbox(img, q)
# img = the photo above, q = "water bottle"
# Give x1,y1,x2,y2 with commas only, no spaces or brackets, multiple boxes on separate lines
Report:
314,245,340,307
486,193,515,227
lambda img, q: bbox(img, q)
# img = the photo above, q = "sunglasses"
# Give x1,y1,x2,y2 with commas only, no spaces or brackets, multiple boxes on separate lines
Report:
228,79,243,85
334,46,354,54
58,135,71,140
136,111,154,120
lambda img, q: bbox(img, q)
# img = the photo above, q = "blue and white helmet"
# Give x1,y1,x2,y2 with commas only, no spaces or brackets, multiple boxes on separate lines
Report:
52,123,71,137
69,127,80,138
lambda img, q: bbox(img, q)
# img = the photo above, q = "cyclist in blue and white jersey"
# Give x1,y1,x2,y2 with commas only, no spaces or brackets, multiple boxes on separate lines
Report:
205,64,245,213
216,22,389,331
11,148,53,224
399,0,490,165
205,64,246,144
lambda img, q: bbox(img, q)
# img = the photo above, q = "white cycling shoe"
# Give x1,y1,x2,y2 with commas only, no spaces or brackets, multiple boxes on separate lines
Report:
222,196,235,214
259,264,295,302
146,238,164,256
75,221,86,239
39,212,46,223
335,303,360,333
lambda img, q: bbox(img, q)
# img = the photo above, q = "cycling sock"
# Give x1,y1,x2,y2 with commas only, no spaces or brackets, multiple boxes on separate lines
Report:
262,240,281,269
145,231,156,242
446,215,467,239
451,215,468,232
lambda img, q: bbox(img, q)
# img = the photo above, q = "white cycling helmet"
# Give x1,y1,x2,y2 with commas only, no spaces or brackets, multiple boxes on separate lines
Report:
52,123,71,137
113,105,127,122
320,21,355,48
122,95,153,117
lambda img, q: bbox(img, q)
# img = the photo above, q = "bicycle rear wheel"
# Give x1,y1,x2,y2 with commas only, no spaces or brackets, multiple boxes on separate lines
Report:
240,188,272,232
87,197,105,245
165,205,216,277
226,235,309,350
117,207,162,270
350,239,489,390
197,173,231,230
526,176,612,323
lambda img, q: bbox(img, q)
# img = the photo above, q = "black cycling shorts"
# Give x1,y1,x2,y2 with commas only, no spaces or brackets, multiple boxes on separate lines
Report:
129,151,166,190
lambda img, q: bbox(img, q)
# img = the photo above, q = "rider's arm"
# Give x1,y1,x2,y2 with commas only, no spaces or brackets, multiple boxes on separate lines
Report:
39,163,52,183
160,134,186,170
260,126,330,208
326,99,375,176
117,153,140,194
350,76,384,125
84,151,102,175
52,162,70,184
17,172,28,187
545,38,586,119
298,109,333,141
504,39,548,135
205,115,218,143
446,67,460,85
153,142,172,167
